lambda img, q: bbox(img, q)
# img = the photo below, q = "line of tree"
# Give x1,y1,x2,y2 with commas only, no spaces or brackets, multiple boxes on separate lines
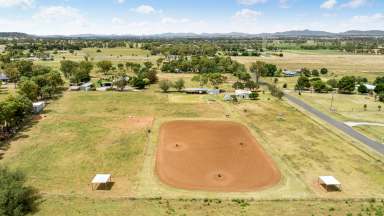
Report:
161,56,246,74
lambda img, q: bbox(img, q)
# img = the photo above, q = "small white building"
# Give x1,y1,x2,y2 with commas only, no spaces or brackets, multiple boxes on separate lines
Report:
318,176,342,191
283,70,297,77
80,82,94,91
364,84,376,91
235,90,252,99
33,101,45,114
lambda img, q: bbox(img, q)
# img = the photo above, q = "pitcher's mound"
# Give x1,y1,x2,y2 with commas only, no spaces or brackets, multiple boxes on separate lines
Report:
156,120,281,192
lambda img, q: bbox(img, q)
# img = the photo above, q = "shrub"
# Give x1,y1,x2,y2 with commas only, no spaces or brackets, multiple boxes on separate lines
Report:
358,84,369,94
233,81,245,90
379,93,384,102
249,92,259,100
173,78,185,92
0,167,39,216
159,80,173,93
375,84,384,95
320,68,328,75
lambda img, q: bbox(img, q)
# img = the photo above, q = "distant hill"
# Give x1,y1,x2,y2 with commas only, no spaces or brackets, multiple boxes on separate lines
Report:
0,32,34,39
1,30,384,39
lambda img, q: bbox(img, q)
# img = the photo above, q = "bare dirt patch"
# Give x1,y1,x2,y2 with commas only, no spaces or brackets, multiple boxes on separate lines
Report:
156,120,281,192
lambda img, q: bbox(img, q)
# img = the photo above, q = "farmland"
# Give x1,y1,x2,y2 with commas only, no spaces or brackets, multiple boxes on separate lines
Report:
1,46,384,215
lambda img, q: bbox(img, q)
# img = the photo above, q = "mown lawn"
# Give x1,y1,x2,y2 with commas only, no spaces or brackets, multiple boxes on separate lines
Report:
1,90,225,197
38,196,384,216
355,125,384,144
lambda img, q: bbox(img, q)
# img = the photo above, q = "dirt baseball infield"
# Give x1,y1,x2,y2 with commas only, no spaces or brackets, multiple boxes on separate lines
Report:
156,120,281,192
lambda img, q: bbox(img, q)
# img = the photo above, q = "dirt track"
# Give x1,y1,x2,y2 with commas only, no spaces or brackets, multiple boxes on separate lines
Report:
156,121,281,192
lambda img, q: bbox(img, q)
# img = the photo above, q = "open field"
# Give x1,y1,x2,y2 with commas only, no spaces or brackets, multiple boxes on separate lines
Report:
234,52,384,80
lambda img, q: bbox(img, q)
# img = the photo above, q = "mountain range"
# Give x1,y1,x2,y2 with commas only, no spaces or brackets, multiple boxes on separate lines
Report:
1,30,384,39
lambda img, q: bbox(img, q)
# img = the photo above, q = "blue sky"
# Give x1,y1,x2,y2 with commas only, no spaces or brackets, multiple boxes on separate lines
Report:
0,0,383,35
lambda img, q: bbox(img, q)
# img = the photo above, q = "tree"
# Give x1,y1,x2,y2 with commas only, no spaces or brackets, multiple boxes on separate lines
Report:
338,76,356,94
249,92,259,100
233,81,245,90
18,79,39,101
0,166,39,216
144,68,158,84
300,68,311,77
374,84,384,95
156,58,164,68
295,76,311,93
320,68,328,75
16,60,33,78
0,95,33,138
60,60,79,78
363,104,367,111
207,73,226,88
143,61,153,69
358,84,369,94
114,72,128,91
159,80,173,93
96,61,113,75
374,76,384,85
312,80,328,93
249,61,266,86
173,78,185,92
311,69,320,77
245,80,258,90
264,64,277,77
4,64,20,87
191,75,208,87
379,93,384,102
327,79,338,88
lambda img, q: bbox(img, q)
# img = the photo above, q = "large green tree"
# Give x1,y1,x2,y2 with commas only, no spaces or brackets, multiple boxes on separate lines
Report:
0,166,39,216
249,61,266,86
338,76,356,94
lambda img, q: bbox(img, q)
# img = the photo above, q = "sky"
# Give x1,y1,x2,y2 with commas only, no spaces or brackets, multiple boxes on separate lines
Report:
0,0,383,35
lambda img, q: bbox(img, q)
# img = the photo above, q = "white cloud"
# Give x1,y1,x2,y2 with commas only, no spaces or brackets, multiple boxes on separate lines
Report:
236,0,267,5
0,0,34,8
116,0,125,4
33,6,85,23
341,0,367,8
161,17,190,24
279,0,291,8
133,5,156,14
112,17,124,25
338,13,384,30
233,9,262,20
320,0,337,9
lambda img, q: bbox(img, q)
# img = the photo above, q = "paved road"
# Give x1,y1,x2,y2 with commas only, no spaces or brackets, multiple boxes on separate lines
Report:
285,94,384,155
